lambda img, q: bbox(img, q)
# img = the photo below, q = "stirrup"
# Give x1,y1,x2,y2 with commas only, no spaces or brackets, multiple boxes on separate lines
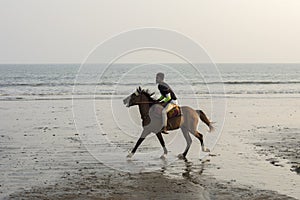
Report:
160,127,169,134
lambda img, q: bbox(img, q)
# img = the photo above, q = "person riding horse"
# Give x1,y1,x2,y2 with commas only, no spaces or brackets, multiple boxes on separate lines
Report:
156,72,178,134
123,87,213,159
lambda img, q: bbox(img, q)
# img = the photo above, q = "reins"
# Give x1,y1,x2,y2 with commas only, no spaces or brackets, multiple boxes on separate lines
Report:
136,93,159,105
136,101,159,104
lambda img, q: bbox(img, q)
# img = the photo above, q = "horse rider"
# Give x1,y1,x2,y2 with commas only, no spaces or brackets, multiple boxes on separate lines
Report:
156,72,178,134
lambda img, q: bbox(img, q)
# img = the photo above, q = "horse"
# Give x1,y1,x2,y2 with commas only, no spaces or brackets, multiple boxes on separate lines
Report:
123,87,214,159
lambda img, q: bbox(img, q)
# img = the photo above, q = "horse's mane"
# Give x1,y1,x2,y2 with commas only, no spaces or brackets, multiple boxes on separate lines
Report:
137,87,156,102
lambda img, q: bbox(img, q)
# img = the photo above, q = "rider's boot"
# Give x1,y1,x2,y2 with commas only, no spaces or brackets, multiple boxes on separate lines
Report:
161,126,169,134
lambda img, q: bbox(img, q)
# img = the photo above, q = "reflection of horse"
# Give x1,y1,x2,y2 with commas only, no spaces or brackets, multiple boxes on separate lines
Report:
123,87,214,159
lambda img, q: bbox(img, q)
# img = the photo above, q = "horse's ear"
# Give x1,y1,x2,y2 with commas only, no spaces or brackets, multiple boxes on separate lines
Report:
138,86,142,92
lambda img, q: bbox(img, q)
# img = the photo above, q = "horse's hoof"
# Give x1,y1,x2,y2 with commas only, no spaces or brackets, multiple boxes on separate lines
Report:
177,154,186,160
203,147,210,152
127,152,133,158
160,154,167,160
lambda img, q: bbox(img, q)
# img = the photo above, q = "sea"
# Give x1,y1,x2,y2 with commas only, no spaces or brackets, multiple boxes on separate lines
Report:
0,63,300,101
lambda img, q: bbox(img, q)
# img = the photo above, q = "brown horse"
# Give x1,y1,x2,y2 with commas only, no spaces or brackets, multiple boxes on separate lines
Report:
123,87,213,159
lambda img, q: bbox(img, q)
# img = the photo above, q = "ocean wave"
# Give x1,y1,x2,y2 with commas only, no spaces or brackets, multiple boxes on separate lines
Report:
193,80,300,85
1,80,300,87
0,82,155,87
1,89,300,98
1,92,300,102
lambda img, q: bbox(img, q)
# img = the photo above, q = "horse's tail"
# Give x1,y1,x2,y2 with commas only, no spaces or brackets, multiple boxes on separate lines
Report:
196,110,214,132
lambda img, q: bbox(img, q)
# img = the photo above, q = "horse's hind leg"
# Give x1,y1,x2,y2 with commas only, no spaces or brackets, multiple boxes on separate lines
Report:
178,127,192,159
194,131,210,152
156,132,168,159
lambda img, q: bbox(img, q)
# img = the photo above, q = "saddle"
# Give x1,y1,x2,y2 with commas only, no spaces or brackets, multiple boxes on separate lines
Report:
166,105,181,130
153,104,182,119
167,106,182,119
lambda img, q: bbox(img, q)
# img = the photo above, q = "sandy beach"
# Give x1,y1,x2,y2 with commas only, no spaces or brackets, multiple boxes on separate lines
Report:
0,95,299,200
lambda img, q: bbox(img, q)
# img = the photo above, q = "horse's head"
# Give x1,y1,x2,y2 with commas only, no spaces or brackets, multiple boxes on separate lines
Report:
123,87,142,107
123,86,155,107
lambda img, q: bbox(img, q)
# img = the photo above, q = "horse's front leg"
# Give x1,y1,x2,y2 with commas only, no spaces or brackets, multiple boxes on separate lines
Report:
127,129,150,158
156,132,168,159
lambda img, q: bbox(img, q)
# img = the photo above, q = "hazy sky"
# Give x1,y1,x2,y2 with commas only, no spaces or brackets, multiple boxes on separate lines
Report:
0,0,299,63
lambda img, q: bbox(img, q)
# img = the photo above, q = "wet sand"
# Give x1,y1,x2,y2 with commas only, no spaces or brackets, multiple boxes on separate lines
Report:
252,126,300,174
7,164,296,200
1,96,300,199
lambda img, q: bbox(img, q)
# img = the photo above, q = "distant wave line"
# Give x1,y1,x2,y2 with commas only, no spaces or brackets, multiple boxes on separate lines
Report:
0,82,150,87
193,80,300,85
1,80,300,87
1,90,300,98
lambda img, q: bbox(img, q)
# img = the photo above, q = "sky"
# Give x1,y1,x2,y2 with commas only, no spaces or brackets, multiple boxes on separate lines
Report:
0,0,299,63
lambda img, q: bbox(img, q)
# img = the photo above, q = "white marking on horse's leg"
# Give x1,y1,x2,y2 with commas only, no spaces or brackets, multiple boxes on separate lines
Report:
202,146,210,152
156,132,168,158
160,153,167,160
127,152,134,158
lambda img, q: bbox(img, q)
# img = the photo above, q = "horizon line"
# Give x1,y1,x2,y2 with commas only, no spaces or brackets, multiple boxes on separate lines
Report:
0,62,300,65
